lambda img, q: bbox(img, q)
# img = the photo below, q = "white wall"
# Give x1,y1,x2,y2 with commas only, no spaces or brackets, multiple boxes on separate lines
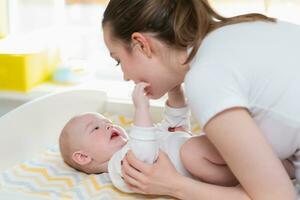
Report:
0,0,8,38
211,0,300,25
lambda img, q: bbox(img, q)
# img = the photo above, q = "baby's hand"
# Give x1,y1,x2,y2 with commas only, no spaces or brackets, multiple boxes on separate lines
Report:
132,82,150,109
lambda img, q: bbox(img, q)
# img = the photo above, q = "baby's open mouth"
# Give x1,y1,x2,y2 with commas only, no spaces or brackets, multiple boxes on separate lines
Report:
110,129,120,140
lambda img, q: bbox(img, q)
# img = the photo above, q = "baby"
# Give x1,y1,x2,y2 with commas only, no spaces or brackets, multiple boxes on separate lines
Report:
59,83,238,193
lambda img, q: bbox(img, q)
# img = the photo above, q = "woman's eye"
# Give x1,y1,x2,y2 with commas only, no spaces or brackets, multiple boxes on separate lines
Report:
106,126,110,130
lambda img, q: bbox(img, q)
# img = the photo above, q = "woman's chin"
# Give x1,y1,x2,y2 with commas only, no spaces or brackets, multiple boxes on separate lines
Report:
147,92,165,100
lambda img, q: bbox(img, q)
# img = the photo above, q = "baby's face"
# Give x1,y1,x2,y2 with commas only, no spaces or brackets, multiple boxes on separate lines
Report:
70,113,128,163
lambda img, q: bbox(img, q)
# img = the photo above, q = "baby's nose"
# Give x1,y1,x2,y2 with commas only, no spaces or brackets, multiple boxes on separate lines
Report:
106,124,112,131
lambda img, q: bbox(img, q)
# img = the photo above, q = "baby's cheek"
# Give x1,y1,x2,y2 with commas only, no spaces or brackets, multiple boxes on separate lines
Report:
90,134,106,147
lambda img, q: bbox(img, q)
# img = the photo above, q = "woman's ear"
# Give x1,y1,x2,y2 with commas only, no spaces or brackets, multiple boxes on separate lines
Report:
72,151,92,165
131,32,152,58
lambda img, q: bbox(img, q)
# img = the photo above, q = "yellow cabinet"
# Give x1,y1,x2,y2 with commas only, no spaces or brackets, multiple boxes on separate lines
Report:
0,48,60,92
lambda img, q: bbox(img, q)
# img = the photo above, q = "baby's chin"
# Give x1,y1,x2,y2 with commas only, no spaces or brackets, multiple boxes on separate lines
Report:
119,134,128,147
120,139,128,148
112,138,128,154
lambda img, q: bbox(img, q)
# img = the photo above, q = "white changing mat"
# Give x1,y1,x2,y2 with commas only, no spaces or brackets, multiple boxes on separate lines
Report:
0,89,298,199
0,112,178,200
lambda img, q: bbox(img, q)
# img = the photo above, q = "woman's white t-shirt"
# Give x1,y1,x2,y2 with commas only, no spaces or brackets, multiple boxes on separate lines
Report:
184,21,300,181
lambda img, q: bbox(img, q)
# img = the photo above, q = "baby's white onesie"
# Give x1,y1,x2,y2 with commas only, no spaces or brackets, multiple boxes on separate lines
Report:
108,104,193,193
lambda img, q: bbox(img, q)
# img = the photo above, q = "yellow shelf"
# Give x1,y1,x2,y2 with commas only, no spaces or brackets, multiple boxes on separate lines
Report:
0,48,60,92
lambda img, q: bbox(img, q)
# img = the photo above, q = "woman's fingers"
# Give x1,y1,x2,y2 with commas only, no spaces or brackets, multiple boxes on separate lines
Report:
121,167,141,187
125,182,146,194
122,156,146,184
125,150,152,174
121,167,146,194
122,149,182,195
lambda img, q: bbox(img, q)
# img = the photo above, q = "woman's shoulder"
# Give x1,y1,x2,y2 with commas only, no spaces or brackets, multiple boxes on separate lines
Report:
190,20,300,71
201,20,299,49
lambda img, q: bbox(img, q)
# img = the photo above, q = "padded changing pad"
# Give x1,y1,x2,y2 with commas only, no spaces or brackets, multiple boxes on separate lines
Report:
0,113,200,200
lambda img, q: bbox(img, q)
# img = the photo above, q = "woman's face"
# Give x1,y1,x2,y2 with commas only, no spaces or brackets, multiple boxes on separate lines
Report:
103,25,188,99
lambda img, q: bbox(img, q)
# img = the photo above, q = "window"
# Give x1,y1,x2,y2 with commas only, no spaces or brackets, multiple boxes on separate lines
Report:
211,0,300,25
0,0,8,38
65,0,108,4
4,0,300,83
211,0,266,16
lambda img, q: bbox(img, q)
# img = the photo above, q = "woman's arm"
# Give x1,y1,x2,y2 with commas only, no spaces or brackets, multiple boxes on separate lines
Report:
122,107,297,199
122,149,251,200
202,107,296,200
174,176,250,200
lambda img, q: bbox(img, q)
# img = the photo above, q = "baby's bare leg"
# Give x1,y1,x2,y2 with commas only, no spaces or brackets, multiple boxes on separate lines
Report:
180,135,238,186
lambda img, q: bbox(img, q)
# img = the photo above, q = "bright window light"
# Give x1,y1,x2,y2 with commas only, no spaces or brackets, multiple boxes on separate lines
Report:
5,0,300,84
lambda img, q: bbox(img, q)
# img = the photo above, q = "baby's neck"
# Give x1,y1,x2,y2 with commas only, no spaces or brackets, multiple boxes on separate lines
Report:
95,160,109,173
103,165,108,173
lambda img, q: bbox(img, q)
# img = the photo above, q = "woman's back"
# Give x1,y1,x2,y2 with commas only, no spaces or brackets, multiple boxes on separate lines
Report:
186,20,300,160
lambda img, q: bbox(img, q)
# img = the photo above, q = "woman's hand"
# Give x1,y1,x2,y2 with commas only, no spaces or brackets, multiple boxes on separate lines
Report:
121,150,182,196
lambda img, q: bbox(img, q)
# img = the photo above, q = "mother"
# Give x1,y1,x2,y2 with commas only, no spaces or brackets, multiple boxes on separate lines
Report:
102,0,300,199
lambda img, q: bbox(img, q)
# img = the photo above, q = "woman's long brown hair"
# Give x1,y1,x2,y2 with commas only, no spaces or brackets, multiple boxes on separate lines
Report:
102,0,276,63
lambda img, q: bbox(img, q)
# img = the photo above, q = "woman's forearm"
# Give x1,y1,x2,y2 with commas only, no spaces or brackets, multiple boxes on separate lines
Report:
172,176,251,200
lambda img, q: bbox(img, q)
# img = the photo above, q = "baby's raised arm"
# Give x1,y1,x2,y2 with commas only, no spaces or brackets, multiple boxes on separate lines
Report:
132,82,153,127
108,83,156,193
130,82,159,164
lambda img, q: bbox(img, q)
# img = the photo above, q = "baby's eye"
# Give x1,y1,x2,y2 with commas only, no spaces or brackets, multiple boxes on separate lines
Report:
106,126,111,130
94,126,99,130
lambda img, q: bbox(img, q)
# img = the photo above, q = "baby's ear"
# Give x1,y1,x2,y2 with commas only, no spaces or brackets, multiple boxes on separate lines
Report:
72,151,92,165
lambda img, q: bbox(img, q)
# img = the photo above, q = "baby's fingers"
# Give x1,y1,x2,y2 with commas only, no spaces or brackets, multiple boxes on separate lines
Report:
137,82,150,88
135,82,150,95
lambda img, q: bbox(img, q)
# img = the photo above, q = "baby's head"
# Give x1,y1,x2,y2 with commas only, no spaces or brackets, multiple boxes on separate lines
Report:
59,112,128,174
